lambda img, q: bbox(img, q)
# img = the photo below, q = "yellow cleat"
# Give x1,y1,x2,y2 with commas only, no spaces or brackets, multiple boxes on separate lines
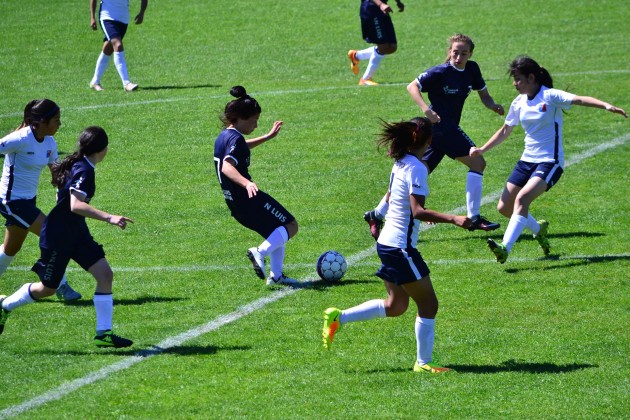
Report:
359,78,378,86
413,361,452,374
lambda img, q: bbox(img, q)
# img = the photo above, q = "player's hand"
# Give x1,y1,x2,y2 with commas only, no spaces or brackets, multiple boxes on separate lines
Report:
380,3,393,14
606,105,627,118
90,18,97,30
469,147,483,157
265,121,283,141
395,0,405,12
453,216,472,229
134,13,144,24
245,181,259,198
424,109,441,124
493,104,505,116
108,215,134,230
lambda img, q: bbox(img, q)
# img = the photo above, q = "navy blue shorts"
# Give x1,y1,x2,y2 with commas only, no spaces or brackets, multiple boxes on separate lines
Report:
230,190,295,239
361,14,397,44
507,160,564,191
375,243,430,285
422,122,476,173
0,198,42,229
101,19,128,42
32,236,105,289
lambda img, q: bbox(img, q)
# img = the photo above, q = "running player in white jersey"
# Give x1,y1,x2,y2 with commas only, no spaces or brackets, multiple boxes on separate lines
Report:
89,0,148,92
323,117,471,373
470,56,627,263
0,99,81,301
347,0,405,86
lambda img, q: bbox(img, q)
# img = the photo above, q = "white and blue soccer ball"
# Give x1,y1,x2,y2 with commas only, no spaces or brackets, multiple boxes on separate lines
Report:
316,250,347,281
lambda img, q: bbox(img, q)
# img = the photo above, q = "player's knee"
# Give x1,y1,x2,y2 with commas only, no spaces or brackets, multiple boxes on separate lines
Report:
385,299,408,317
286,220,298,238
497,201,511,217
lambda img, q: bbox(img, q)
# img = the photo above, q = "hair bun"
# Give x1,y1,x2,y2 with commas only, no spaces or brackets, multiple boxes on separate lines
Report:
230,85,247,99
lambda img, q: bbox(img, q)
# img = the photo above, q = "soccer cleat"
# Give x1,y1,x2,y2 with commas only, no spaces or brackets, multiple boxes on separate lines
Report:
534,220,550,256
363,210,383,240
94,330,133,348
247,247,266,279
469,215,500,231
124,82,139,92
322,307,341,350
55,283,82,302
266,273,299,286
89,83,104,91
0,295,9,336
487,238,508,264
359,78,378,86
347,50,359,75
413,361,452,374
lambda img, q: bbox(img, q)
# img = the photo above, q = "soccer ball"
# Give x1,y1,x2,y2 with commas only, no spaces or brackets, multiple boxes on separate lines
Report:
316,250,347,281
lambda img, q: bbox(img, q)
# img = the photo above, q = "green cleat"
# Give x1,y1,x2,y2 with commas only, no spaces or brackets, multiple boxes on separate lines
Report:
487,238,508,264
534,220,550,256
0,295,10,336
94,330,133,348
322,307,341,350
413,361,452,374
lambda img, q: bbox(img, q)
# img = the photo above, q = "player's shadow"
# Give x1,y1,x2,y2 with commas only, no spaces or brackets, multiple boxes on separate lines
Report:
504,254,630,274
41,296,186,307
53,344,250,357
292,278,374,291
139,83,221,91
446,359,597,374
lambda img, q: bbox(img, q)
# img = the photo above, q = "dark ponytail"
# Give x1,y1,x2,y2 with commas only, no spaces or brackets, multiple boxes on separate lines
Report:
377,117,433,160
220,85,262,126
51,126,108,188
509,56,554,88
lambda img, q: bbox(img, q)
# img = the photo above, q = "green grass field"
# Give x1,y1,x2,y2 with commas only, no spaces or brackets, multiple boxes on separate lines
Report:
0,0,628,418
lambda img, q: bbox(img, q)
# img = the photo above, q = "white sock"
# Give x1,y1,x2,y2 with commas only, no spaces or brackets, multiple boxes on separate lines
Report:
466,171,483,218
0,245,15,277
356,46,374,61
94,294,113,333
113,51,131,86
340,299,386,323
415,317,435,365
91,52,111,85
2,283,36,311
374,195,389,220
503,214,528,252
258,227,289,257
269,245,285,280
362,48,384,80
525,214,540,235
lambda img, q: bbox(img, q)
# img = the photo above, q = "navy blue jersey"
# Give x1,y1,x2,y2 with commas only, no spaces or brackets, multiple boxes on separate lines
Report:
416,61,486,125
41,157,96,249
213,128,251,210
360,0,388,18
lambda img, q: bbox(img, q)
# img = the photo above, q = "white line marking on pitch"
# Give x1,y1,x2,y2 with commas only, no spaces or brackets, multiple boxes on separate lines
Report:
1,134,628,419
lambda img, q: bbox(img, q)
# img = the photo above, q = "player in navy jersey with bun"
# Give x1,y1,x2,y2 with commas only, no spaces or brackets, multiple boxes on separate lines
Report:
0,126,134,347
214,86,299,286
363,34,504,239
89,0,148,92
470,56,627,263
323,117,471,373
0,99,81,302
347,0,405,86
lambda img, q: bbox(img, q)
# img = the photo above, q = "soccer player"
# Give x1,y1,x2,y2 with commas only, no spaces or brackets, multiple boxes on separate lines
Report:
323,117,472,373
470,56,627,263
213,86,299,286
89,0,148,92
0,99,81,301
0,126,135,347
347,0,405,86
363,34,504,239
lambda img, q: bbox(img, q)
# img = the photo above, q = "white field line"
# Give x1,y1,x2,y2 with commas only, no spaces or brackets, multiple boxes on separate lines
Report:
1,134,628,419
1,69,629,119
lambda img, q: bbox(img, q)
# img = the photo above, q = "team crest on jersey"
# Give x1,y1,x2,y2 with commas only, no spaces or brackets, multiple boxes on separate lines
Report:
538,104,547,112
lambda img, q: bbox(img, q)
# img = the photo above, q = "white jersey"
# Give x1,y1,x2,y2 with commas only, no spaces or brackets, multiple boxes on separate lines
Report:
377,154,430,249
504,86,575,168
99,0,130,24
0,126,58,201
